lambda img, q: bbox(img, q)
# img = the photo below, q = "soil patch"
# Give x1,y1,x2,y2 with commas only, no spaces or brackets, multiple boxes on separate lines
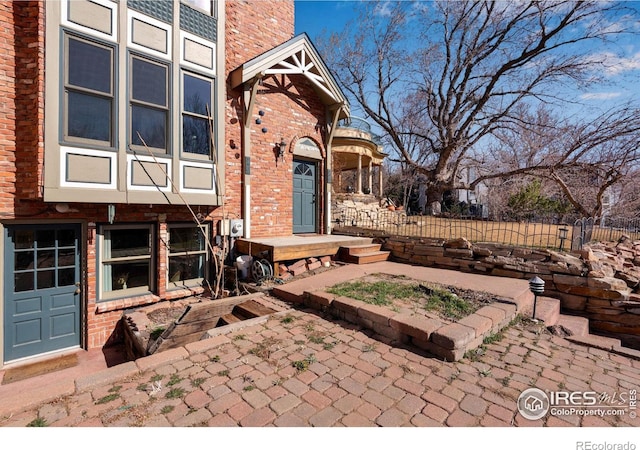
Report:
326,272,498,323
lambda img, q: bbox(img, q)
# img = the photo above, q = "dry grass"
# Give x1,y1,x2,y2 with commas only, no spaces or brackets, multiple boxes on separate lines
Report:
336,212,640,249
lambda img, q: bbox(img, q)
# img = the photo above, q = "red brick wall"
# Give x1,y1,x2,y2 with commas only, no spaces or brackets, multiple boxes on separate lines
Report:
0,0,332,352
0,1,45,218
0,2,18,216
245,75,327,237
224,0,329,237
0,2,226,350
14,1,44,201
224,0,297,227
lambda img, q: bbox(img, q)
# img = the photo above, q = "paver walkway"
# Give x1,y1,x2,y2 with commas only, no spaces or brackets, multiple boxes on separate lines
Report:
1,305,639,427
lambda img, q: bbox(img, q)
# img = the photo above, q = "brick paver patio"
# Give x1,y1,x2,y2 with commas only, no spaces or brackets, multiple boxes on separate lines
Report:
1,306,639,427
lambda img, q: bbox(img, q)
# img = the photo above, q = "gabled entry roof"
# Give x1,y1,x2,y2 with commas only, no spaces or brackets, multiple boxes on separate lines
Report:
230,33,350,119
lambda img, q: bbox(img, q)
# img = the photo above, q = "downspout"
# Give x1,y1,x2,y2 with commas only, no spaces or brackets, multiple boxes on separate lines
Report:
242,74,262,239
325,104,344,234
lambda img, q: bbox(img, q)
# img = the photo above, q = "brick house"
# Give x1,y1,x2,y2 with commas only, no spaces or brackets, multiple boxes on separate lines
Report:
0,0,348,367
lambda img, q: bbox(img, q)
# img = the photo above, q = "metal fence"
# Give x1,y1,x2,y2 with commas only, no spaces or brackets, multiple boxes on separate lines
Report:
332,207,640,250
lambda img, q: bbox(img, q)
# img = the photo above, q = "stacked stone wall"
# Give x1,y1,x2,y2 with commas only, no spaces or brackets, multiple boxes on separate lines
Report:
362,233,640,349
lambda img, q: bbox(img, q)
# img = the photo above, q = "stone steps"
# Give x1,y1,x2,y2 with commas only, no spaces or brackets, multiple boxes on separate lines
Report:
555,314,590,337
532,296,561,326
531,295,639,357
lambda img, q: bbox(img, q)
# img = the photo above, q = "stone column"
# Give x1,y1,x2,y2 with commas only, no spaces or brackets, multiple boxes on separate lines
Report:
357,153,362,194
368,159,373,194
378,163,383,198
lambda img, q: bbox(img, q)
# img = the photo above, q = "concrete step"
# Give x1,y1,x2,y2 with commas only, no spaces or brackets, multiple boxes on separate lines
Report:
567,334,622,351
556,314,589,337
532,296,560,324
342,251,390,265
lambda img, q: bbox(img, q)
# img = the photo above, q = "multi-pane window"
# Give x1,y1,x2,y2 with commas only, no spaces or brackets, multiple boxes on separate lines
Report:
64,34,114,146
130,55,169,153
168,224,208,286
182,73,213,157
12,228,77,292
100,225,154,298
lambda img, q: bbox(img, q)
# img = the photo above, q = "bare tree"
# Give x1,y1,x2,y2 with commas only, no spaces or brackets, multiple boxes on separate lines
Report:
322,1,640,214
607,169,640,219
476,103,640,217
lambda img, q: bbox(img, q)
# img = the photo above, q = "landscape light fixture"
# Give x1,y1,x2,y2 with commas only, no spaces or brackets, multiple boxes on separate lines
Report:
558,226,569,251
528,276,545,321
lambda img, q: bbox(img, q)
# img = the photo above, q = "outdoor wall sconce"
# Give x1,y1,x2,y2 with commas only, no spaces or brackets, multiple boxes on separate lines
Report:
229,139,237,149
529,276,545,321
558,226,569,251
276,138,287,162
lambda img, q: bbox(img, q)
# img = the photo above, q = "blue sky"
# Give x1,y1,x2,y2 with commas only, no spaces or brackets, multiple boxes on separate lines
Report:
294,1,357,40
294,1,640,114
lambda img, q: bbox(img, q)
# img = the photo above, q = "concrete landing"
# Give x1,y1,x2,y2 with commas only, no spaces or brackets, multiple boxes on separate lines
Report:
273,261,534,309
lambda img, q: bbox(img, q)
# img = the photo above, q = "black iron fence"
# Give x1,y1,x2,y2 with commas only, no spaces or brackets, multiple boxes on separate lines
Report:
332,207,640,250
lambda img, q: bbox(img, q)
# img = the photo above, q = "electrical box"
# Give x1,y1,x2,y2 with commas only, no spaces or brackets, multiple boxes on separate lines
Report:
219,219,244,237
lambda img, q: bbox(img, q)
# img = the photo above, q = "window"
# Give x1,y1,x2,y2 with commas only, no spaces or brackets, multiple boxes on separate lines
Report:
130,55,169,153
182,73,213,157
182,0,214,16
167,224,208,286
64,34,114,146
100,225,154,298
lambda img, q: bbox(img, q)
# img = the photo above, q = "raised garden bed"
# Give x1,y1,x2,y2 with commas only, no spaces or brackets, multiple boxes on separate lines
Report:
304,273,525,361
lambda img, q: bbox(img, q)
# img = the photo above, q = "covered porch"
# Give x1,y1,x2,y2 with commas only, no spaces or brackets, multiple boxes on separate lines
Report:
332,117,387,197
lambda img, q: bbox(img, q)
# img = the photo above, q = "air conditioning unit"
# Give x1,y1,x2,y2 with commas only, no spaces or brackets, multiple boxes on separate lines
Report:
219,219,244,237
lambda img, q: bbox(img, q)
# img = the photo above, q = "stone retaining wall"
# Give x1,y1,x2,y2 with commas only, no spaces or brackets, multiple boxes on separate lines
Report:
369,235,640,349
303,291,521,362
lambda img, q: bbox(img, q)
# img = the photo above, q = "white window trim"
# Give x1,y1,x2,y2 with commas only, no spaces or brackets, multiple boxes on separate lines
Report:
126,153,173,192
181,0,215,17
60,146,118,189
61,0,118,42
180,30,216,75
127,9,173,60
179,160,217,194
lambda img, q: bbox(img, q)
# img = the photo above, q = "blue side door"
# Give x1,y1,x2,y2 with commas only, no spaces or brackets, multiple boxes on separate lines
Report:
3,224,81,362
293,160,316,234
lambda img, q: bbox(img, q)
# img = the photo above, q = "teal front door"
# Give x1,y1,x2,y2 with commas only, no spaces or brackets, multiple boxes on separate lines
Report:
293,160,316,234
3,224,81,362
